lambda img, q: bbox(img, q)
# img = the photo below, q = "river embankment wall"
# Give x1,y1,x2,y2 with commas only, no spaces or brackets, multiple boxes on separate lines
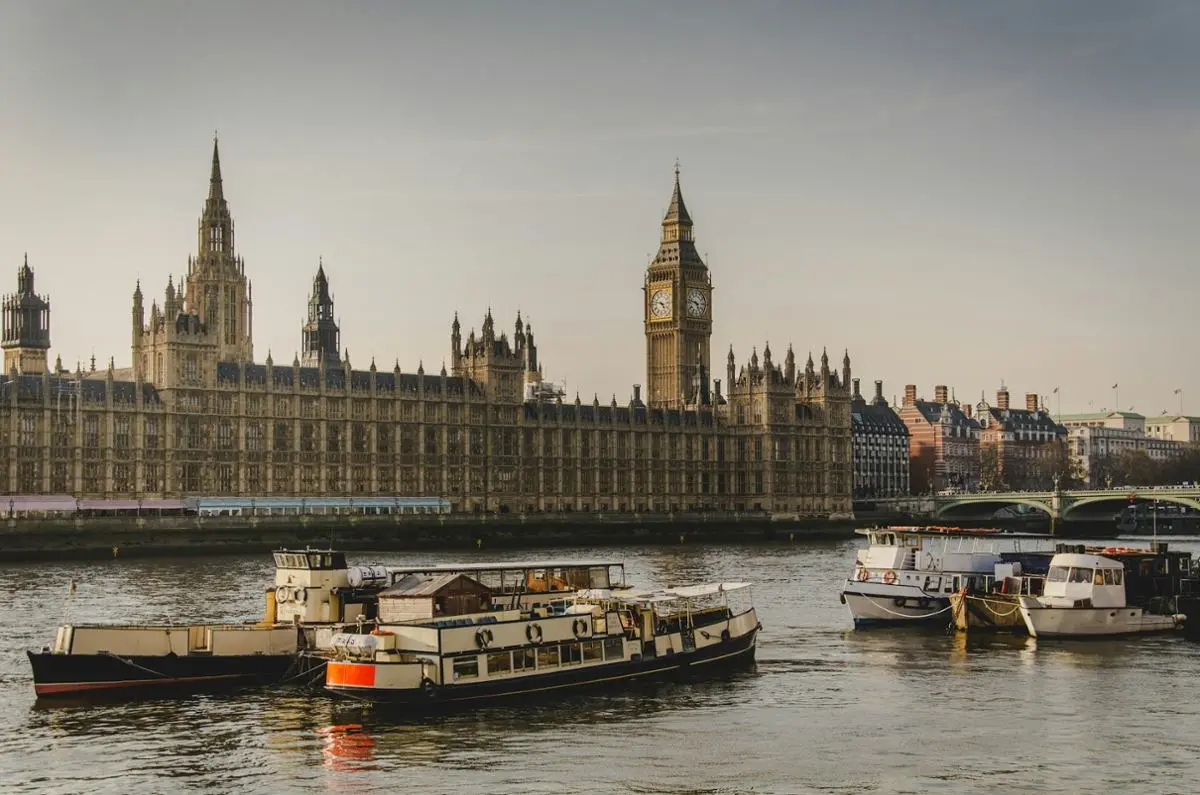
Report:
0,513,860,562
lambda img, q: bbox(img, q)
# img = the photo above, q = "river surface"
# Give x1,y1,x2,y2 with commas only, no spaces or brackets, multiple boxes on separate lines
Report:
3,536,1200,794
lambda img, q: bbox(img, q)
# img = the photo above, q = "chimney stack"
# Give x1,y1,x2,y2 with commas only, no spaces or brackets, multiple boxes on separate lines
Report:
1026,393,1038,413
852,377,861,400
633,384,642,405
963,403,973,419
874,380,884,402
996,386,1010,410
935,385,949,404
903,384,917,407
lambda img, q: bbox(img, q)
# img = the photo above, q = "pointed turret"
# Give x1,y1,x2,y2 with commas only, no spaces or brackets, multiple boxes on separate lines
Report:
663,162,693,228
301,260,339,367
2,255,51,374
784,344,796,383
842,348,851,387
209,135,224,203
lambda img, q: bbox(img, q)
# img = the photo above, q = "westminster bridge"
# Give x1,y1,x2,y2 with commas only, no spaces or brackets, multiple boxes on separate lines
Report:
866,487,1200,524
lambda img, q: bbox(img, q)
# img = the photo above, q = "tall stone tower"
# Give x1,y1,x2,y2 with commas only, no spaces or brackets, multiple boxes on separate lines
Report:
644,166,712,409
301,260,340,367
184,137,253,362
1,254,51,374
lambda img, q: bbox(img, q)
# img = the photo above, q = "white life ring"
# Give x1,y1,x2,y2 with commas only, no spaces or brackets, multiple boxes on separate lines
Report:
274,588,288,604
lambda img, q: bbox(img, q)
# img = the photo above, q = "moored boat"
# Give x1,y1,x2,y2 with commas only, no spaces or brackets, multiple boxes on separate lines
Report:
321,576,759,706
28,549,633,699
1017,549,1196,638
841,526,1052,628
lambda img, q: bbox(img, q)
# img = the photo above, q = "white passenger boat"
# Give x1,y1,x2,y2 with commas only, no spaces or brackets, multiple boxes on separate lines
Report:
1018,552,1187,638
321,577,760,705
840,527,1048,627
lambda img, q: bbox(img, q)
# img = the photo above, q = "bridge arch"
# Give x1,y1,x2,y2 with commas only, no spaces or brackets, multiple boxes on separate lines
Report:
934,496,1054,520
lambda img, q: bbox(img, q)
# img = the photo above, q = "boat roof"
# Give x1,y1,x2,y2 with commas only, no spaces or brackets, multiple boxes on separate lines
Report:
388,560,625,572
613,582,751,603
1050,552,1125,568
380,572,486,597
857,526,1055,539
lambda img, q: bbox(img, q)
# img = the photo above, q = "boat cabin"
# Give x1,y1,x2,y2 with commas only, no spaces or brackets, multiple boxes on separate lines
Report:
378,574,494,623
383,561,628,610
272,548,378,625
1041,553,1126,609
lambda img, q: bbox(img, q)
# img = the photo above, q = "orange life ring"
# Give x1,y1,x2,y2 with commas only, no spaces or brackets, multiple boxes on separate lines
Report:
856,567,870,582
882,570,898,585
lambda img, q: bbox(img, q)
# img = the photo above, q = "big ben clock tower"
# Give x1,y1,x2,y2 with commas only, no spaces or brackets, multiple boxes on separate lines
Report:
644,165,712,409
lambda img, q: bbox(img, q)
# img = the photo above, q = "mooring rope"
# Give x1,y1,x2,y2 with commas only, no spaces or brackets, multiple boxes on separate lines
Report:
857,593,952,619
99,651,170,679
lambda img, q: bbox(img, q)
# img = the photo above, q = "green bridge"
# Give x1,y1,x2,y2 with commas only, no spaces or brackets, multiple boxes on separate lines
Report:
869,487,1200,522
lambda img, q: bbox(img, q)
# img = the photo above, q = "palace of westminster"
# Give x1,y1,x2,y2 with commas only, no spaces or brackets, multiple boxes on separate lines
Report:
0,141,853,516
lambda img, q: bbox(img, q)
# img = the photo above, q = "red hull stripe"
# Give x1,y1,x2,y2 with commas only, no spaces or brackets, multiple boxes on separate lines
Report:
34,673,250,696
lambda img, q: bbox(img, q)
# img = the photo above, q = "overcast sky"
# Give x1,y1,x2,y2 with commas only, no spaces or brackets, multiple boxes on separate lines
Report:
1,1,1197,415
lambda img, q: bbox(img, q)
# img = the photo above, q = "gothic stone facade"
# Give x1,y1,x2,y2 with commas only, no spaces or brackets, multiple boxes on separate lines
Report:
0,143,852,516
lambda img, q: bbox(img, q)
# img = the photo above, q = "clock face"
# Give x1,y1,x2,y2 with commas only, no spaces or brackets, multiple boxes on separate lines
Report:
650,288,672,319
686,288,707,318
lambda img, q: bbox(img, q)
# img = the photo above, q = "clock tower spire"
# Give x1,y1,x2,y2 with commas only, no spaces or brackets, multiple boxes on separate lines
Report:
644,163,712,409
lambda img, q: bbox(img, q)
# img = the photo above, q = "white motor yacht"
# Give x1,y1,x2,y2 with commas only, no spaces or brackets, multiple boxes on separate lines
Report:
1018,552,1185,638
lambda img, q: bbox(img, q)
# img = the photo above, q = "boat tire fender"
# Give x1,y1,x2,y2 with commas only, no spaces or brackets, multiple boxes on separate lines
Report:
839,593,846,605
720,629,731,642
421,677,437,698
917,598,930,609
475,628,493,649
295,587,307,604
526,623,543,644
893,597,906,608
572,619,588,638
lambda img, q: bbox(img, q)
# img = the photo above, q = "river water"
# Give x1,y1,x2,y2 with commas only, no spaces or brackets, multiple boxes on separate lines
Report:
2,537,1200,794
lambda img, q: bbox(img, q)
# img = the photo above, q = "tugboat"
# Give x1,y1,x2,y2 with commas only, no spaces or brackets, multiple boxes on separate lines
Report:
321,576,759,705
840,526,1052,627
1017,545,1197,638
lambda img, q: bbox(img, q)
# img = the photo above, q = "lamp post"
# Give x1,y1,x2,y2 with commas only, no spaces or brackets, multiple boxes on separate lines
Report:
1153,497,1158,546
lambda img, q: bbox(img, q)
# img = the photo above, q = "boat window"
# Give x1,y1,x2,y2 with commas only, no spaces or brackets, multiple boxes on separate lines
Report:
1048,566,1069,583
589,566,612,589
1093,569,1105,585
486,651,511,676
1113,569,1123,586
582,639,603,662
536,645,560,669
603,636,624,661
562,643,582,666
1102,569,1116,586
1182,558,1191,574
452,656,479,681
1068,567,1093,584
513,648,535,671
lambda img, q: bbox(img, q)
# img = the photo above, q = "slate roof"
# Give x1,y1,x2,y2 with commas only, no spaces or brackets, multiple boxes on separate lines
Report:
851,401,909,435
380,572,485,598
0,374,161,405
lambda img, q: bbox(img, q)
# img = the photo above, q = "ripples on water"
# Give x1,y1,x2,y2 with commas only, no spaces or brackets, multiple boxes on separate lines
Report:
2,538,1200,793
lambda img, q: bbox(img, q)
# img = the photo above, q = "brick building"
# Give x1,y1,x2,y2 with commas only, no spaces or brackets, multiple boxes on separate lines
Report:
897,384,980,494
975,386,1067,490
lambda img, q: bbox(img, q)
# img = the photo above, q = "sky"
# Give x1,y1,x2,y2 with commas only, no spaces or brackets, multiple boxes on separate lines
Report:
1,1,1197,416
